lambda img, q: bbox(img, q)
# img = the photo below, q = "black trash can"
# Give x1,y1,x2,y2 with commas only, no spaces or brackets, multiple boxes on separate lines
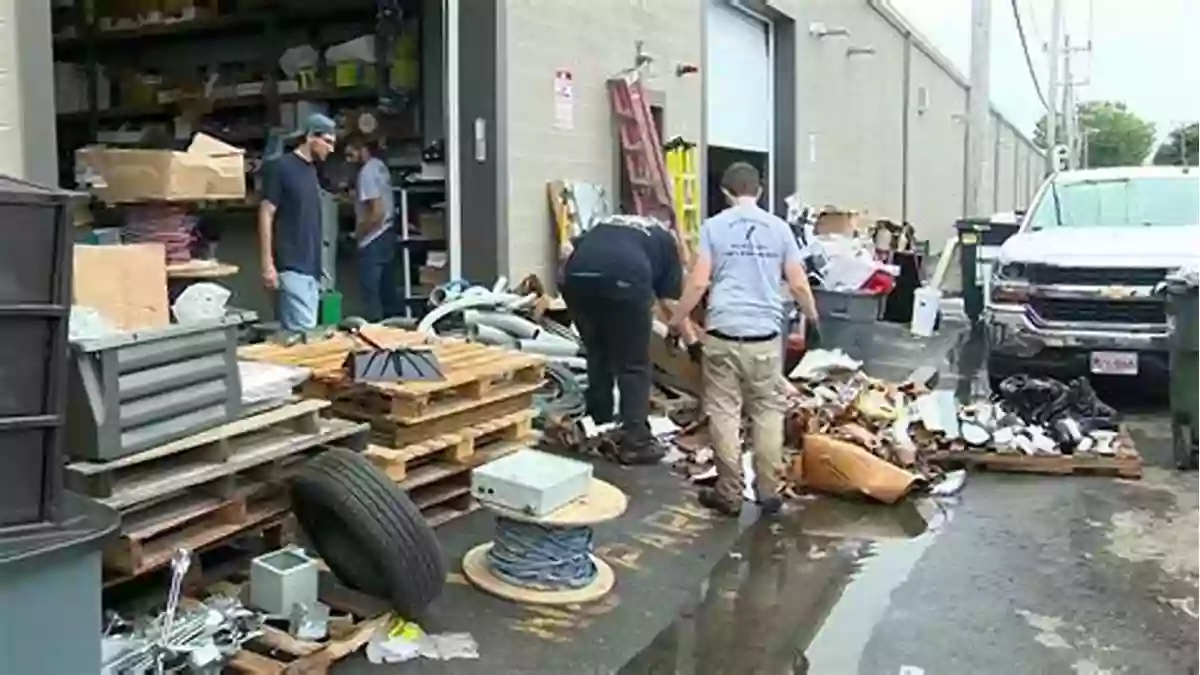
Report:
956,215,1021,323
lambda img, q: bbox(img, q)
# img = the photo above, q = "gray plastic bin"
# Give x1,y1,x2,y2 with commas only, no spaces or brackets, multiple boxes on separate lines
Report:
67,313,254,461
0,492,119,675
813,288,886,363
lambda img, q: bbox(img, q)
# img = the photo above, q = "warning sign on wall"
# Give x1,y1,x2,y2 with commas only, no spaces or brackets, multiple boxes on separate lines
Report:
553,69,574,131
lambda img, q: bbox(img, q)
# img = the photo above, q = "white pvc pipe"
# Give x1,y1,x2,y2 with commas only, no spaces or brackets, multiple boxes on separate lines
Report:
464,310,542,339
550,356,588,370
417,291,511,336
445,0,462,280
518,336,580,357
469,323,517,347
492,276,508,294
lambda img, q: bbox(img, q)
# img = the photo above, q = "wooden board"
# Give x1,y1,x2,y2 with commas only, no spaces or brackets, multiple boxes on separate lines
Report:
66,408,368,509
323,382,539,441
927,449,1143,479
104,492,290,576
102,507,289,588
67,400,330,476
238,327,547,422
166,259,239,279
364,409,537,481
74,243,170,330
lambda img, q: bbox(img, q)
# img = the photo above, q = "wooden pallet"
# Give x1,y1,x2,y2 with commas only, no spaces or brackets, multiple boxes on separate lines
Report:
927,449,1143,479
238,327,547,422
206,573,393,675
364,409,537,481
333,381,539,447
103,488,291,576
102,503,290,588
65,400,368,509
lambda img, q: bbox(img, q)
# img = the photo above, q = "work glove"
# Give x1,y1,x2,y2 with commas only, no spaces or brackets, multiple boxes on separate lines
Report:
804,319,822,350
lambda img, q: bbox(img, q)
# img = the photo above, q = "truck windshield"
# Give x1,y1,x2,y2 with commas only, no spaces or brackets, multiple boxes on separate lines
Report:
1027,175,1199,229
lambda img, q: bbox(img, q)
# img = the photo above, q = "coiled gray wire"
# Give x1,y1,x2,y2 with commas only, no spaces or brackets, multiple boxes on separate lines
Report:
534,361,587,422
486,516,598,589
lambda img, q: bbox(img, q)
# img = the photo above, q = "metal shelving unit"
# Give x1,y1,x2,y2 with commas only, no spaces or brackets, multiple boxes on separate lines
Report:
395,175,447,317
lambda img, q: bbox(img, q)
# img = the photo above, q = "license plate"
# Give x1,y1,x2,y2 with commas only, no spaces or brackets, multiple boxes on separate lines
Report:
1090,351,1138,376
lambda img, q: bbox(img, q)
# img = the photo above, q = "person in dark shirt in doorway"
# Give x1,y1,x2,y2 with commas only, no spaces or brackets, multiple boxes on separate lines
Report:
562,216,696,464
258,113,337,332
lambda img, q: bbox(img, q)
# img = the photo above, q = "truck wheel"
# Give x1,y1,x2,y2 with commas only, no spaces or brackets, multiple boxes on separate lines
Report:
1172,416,1198,471
290,448,447,615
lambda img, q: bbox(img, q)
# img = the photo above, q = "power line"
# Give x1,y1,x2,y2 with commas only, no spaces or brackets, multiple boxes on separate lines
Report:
1011,0,1051,112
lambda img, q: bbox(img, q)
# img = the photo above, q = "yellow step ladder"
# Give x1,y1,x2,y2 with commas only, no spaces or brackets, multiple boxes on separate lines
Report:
665,137,700,259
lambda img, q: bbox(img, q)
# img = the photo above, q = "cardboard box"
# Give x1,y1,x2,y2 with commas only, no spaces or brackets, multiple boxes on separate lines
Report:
73,244,171,331
78,133,246,204
418,264,449,287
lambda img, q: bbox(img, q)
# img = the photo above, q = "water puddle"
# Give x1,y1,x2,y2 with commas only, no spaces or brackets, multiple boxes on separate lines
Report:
620,497,954,675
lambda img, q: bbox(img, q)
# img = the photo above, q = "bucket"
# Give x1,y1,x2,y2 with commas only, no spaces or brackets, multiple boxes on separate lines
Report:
910,287,942,337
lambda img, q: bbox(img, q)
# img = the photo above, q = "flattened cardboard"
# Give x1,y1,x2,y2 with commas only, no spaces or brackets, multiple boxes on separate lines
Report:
800,434,921,504
78,133,246,204
649,334,702,397
73,244,170,331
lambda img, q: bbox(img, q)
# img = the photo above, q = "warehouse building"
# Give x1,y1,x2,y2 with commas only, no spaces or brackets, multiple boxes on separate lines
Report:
0,0,1042,317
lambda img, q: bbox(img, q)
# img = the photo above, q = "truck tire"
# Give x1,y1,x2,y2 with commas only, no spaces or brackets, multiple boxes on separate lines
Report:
290,448,446,615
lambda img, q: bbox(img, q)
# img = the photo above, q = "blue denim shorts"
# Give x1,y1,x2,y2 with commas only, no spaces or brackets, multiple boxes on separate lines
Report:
277,270,320,332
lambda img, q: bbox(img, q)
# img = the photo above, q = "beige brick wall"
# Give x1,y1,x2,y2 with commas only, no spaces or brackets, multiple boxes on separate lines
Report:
502,0,703,283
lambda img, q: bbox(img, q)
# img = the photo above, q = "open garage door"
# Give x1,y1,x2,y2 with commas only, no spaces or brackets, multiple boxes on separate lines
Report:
705,0,771,153
704,0,773,214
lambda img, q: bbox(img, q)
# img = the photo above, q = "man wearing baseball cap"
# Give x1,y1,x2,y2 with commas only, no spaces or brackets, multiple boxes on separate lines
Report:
258,113,337,331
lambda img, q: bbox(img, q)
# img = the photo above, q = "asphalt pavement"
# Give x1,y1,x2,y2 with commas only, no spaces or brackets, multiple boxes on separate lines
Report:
339,319,1199,675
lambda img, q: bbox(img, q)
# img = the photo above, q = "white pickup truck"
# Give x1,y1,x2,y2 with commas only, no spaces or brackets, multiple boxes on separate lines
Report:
984,166,1200,387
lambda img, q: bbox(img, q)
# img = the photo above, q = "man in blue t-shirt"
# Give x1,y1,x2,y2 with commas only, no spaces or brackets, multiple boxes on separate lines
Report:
258,113,336,331
669,162,820,518
345,133,398,321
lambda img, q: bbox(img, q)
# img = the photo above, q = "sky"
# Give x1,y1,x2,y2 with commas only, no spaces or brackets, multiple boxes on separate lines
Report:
889,0,1200,142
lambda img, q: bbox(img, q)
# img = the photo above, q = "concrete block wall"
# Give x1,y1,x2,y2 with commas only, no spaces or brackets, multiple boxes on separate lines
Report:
501,0,703,282
496,0,1044,281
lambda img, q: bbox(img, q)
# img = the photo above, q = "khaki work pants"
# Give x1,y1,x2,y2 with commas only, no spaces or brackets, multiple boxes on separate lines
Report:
701,334,786,504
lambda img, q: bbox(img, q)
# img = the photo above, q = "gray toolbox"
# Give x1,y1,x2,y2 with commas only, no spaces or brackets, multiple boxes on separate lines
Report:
67,313,253,461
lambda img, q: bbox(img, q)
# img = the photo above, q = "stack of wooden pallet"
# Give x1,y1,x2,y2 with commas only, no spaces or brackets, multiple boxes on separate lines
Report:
64,399,368,584
237,326,545,526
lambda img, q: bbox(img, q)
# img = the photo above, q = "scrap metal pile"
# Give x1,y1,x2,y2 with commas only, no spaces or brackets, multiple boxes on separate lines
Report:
101,550,263,674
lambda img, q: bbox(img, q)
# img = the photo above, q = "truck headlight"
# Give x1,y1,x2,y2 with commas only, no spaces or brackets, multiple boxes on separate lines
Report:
990,262,1030,304
994,262,1028,281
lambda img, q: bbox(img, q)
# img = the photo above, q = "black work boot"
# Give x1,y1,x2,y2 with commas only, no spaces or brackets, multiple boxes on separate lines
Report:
756,495,784,517
615,432,665,466
698,488,742,517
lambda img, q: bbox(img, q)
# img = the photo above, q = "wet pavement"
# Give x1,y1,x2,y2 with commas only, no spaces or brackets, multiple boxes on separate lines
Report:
342,321,1199,674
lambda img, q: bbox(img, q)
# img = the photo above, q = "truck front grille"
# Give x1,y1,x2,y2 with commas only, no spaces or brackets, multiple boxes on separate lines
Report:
1030,298,1166,325
1026,265,1169,286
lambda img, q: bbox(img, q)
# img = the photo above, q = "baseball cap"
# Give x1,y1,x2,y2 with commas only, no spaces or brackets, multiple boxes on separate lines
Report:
297,113,337,140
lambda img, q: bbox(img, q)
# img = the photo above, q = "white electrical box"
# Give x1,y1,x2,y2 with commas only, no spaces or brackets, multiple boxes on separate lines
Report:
471,449,593,517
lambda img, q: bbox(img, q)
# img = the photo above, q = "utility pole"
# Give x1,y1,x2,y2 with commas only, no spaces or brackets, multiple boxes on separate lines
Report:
1063,34,1077,168
965,0,992,216
1045,0,1064,174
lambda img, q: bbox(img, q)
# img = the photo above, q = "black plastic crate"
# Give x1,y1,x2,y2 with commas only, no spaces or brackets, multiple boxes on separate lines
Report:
0,175,79,529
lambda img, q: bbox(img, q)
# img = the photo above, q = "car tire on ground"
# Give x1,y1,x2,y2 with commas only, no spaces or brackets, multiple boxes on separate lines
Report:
290,448,446,615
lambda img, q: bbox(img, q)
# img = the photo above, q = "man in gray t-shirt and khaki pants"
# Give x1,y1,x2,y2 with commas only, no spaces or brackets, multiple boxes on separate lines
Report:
669,162,820,517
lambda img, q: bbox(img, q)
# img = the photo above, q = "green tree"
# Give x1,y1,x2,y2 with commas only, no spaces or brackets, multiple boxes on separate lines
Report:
1153,122,1199,166
1033,101,1157,168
